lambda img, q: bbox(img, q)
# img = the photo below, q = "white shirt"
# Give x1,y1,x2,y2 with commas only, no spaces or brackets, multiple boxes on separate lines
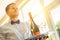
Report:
0,20,31,40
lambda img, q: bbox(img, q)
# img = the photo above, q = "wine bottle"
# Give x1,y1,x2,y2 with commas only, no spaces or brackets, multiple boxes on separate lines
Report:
28,12,40,36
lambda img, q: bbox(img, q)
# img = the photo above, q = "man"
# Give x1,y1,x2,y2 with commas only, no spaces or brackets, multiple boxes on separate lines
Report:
0,3,30,40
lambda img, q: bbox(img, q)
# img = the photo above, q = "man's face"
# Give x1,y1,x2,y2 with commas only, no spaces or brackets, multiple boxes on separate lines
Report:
7,3,18,19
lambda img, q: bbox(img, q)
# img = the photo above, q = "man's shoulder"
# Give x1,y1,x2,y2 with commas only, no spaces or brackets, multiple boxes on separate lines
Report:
0,22,10,27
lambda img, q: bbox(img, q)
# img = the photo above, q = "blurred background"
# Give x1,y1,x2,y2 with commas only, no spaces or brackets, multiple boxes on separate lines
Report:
0,0,60,40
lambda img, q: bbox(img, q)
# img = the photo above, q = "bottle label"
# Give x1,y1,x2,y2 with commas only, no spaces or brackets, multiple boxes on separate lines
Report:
32,32,40,36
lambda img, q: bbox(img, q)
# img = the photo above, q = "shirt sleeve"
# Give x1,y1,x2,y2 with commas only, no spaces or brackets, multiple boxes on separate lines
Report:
0,28,5,40
0,26,20,40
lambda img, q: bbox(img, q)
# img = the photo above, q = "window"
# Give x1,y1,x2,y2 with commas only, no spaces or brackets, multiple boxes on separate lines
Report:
18,0,49,34
51,5,60,38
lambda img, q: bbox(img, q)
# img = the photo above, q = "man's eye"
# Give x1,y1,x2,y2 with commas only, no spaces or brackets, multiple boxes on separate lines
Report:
12,8,17,10
13,8,15,9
